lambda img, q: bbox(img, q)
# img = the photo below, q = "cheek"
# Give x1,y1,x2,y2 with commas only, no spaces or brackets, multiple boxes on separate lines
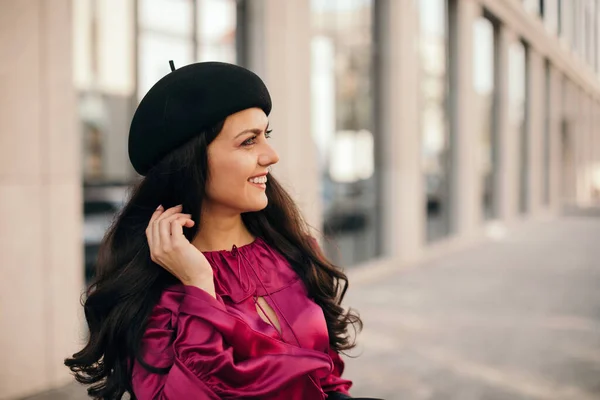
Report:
206,156,253,201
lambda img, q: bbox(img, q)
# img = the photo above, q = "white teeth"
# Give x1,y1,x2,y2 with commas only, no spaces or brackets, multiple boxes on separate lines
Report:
249,176,267,184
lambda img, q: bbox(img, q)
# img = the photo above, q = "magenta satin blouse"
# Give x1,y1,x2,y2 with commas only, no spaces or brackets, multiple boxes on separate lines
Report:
131,237,353,399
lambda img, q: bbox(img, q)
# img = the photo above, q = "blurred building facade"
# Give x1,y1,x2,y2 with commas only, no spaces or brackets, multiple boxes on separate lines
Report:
1,0,599,398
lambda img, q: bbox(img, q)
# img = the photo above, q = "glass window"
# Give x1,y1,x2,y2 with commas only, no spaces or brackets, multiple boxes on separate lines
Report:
571,0,582,56
544,0,559,34
509,41,529,214
76,0,244,192
139,0,194,36
558,0,562,35
74,0,137,184
196,0,238,63
138,0,240,101
138,0,195,100
560,0,574,45
419,0,453,241
523,0,541,15
310,0,382,267
587,0,597,68
473,15,498,220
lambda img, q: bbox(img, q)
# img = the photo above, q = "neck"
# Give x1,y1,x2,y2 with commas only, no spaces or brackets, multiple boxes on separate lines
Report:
191,203,255,252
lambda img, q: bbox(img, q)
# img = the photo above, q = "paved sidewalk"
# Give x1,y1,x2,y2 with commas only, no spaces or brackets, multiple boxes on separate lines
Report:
22,217,600,400
344,216,600,400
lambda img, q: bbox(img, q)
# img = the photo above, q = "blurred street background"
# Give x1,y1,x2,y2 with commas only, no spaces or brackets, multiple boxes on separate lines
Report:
1,0,600,399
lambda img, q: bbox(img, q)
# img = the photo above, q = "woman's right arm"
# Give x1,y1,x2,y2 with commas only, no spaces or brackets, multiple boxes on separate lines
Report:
132,285,222,400
133,284,328,399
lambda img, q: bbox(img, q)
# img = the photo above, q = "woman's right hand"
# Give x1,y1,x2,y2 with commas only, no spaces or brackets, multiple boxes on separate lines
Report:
146,205,214,288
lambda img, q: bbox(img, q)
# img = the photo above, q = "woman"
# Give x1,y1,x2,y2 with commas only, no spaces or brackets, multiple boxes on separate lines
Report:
65,62,370,399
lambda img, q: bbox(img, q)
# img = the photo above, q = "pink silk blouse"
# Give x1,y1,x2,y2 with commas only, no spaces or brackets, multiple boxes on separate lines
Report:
131,237,353,399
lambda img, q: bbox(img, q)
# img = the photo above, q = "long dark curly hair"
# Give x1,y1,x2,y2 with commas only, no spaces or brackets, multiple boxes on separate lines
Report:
65,120,363,399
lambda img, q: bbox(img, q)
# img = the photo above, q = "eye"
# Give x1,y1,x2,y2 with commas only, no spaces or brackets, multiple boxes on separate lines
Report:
265,129,273,139
241,135,258,146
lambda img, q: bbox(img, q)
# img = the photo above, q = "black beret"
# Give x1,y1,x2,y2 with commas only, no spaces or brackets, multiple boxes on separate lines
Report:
128,61,272,176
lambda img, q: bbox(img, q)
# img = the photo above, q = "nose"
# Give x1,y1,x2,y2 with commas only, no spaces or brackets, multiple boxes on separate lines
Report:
258,141,279,168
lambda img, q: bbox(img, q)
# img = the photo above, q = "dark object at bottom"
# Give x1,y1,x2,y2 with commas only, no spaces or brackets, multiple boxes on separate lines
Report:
326,392,385,400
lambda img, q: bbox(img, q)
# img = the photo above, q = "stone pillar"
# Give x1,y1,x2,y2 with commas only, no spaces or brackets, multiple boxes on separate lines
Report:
563,79,578,203
496,27,519,221
580,94,591,203
548,67,563,211
594,100,600,200
526,49,544,213
377,0,423,262
451,0,482,237
573,87,586,203
0,1,83,398
244,0,321,230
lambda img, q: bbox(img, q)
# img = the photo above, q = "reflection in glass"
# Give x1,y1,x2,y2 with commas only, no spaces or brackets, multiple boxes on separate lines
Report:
473,16,498,220
523,0,541,15
310,0,381,267
138,0,239,100
509,40,529,214
139,0,194,36
196,0,238,63
138,32,195,100
419,0,452,241
544,0,559,34
138,0,195,100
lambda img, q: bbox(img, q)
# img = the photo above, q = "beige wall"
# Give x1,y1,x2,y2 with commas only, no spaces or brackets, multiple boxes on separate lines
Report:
0,1,83,399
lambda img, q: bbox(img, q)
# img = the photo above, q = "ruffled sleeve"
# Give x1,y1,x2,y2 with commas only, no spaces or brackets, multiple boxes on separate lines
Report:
131,288,222,399
132,285,333,399
321,346,353,396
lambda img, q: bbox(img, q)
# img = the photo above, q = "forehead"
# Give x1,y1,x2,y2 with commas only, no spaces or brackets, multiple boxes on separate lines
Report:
219,108,269,138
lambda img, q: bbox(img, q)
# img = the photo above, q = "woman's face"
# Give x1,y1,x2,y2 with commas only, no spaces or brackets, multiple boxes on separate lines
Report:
204,107,279,214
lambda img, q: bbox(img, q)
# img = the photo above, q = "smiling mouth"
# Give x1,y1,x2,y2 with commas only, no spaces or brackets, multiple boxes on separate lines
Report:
248,175,267,185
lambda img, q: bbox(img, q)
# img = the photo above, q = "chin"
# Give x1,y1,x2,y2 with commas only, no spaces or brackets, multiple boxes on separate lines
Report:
239,197,268,213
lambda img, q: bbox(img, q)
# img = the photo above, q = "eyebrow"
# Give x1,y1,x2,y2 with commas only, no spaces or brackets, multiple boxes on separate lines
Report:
234,122,270,139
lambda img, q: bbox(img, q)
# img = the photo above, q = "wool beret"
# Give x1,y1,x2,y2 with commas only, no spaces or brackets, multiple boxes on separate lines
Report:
128,61,272,176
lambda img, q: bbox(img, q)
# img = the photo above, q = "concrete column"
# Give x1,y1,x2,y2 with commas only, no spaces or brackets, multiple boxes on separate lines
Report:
451,0,482,237
562,79,578,203
580,94,591,203
584,94,596,202
526,50,544,213
573,87,587,203
0,1,83,398
244,0,321,230
497,27,520,221
548,67,563,211
596,100,600,200
377,0,423,263
595,100,600,200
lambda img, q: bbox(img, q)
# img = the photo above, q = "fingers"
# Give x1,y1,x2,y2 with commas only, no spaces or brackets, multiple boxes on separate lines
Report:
157,204,184,221
152,205,181,251
147,205,194,259
171,216,195,240
159,213,192,249
146,205,164,248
